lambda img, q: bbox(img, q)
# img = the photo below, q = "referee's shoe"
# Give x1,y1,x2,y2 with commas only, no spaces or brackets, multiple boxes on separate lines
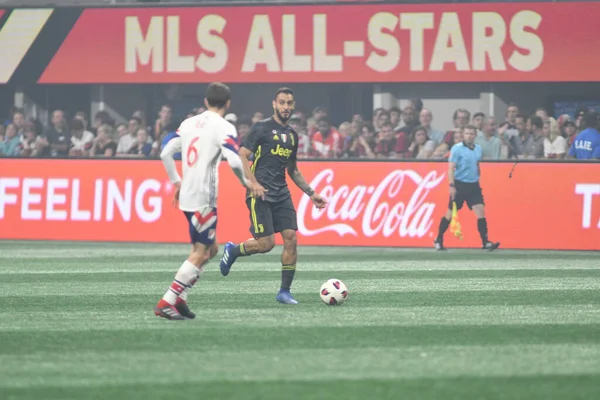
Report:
482,241,500,251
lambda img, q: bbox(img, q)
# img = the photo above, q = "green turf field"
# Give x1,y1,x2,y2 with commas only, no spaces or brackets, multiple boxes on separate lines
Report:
0,241,599,400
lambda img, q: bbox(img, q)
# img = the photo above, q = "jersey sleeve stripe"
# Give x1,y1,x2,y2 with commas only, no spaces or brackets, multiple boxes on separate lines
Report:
223,136,240,152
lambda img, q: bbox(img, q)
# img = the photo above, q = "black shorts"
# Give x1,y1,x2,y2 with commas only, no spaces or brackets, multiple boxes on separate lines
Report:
449,180,485,211
246,196,298,238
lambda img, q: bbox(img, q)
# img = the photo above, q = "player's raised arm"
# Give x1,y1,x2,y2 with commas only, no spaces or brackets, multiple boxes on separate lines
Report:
160,132,182,185
287,145,327,209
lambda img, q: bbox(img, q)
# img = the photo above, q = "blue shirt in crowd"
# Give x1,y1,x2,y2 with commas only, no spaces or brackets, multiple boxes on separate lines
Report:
568,128,600,159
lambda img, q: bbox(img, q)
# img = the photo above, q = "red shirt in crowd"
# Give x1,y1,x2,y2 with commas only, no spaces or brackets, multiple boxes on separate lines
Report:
312,128,343,158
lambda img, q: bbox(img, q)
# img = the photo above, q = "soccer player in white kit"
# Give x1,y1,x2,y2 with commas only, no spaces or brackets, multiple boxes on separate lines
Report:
154,82,262,320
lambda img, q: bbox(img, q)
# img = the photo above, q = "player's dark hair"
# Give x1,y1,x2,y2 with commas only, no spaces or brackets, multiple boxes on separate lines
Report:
275,87,294,99
205,82,231,109
530,115,544,129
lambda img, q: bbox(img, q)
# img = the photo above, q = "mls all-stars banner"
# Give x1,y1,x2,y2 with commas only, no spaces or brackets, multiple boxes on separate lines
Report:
0,3,599,83
0,159,598,250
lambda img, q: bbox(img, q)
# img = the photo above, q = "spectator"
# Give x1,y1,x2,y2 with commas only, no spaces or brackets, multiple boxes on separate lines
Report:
436,109,471,157
508,113,530,158
153,105,172,139
419,108,445,146
475,117,503,160
42,109,70,157
312,118,343,158
347,122,376,158
535,107,549,121
375,110,390,133
251,111,264,125
237,118,252,145
12,110,25,134
568,110,600,160
389,107,402,129
408,125,436,159
472,112,485,134
0,123,20,156
505,103,519,128
117,117,141,155
116,123,128,139
526,116,545,158
225,113,237,127
409,98,423,113
20,122,48,157
92,111,113,132
563,120,577,147
394,106,419,156
89,124,116,157
575,107,588,131
543,117,567,159
128,128,153,158
375,122,396,159
69,118,94,157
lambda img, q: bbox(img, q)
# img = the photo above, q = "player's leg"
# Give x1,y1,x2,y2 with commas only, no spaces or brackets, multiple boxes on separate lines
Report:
220,198,276,276
434,195,462,250
176,242,218,319
155,208,218,320
273,198,299,305
468,184,500,251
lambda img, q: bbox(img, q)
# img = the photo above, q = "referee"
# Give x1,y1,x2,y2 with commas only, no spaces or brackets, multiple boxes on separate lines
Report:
434,124,500,251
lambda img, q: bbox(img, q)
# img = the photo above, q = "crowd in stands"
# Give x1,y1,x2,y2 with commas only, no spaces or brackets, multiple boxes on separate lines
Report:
1,99,599,160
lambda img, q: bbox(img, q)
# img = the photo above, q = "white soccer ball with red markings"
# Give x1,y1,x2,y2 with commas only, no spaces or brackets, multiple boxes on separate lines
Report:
320,279,348,306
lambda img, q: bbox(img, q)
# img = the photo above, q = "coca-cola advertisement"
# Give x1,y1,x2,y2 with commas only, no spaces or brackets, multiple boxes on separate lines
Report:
0,159,598,250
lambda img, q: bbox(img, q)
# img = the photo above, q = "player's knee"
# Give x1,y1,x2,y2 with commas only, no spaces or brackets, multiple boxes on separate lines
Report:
189,243,212,265
282,231,297,252
257,235,276,253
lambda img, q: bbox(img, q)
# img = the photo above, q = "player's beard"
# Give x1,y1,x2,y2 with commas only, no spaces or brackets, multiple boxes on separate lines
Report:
275,109,292,124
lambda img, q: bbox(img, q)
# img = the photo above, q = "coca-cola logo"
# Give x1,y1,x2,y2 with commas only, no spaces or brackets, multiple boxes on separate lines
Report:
297,169,446,238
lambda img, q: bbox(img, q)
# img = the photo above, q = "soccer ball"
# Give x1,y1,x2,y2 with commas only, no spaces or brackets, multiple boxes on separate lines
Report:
319,279,348,305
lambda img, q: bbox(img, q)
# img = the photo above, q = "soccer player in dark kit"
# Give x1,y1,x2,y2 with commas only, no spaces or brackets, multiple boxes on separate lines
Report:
434,124,501,251
219,87,327,304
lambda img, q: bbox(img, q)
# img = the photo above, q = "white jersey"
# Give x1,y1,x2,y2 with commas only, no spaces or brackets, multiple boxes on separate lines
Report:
160,110,248,212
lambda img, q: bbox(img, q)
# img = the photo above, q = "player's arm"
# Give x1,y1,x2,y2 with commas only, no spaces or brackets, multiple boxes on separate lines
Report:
448,147,458,198
160,134,182,185
287,150,327,209
220,131,250,188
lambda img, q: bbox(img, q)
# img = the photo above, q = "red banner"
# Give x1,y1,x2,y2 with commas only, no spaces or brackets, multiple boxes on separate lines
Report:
38,3,600,83
0,159,598,250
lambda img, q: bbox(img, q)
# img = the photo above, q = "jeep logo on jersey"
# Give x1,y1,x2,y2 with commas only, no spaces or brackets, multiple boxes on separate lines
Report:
270,144,292,158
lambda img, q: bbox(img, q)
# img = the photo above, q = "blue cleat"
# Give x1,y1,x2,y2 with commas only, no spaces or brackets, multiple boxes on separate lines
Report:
219,241,237,276
276,290,299,305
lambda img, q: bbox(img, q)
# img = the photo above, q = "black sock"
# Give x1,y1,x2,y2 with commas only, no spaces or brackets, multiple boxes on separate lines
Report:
230,243,248,258
281,264,296,291
437,217,450,240
477,218,488,245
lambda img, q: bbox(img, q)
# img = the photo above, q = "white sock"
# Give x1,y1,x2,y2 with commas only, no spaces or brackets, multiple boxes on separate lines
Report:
162,260,201,305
